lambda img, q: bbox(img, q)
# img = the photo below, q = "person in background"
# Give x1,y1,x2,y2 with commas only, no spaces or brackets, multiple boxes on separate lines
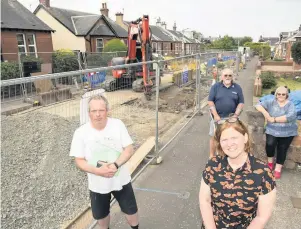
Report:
70,94,139,229
199,117,276,229
208,68,244,158
255,86,298,179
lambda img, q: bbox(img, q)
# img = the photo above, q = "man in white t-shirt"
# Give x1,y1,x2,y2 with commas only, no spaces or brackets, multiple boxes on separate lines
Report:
70,94,139,229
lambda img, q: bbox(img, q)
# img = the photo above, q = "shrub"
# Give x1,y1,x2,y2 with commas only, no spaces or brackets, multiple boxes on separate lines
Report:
291,42,301,65
260,71,277,89
52,49,79,73
217,62,225,69
21,55,43,64
103,39,127,52
1,62,20,80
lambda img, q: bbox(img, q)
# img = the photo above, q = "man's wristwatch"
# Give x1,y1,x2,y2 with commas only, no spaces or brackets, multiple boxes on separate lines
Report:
113,162,119,169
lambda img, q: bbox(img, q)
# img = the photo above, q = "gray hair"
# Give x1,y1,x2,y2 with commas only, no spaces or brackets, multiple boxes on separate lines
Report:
87,94,109,112
275,86,289,99
221,68,234,76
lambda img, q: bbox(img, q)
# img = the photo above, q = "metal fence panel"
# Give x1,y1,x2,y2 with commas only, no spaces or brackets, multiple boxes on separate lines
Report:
1,50,239,229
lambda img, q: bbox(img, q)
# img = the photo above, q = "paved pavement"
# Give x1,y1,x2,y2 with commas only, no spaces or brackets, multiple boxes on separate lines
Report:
93,57,301,229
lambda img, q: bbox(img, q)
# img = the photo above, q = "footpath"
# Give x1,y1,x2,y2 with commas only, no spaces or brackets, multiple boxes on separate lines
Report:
93,57,301,229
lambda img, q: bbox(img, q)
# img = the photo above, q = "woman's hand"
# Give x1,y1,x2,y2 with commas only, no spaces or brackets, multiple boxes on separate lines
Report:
266,116,275,123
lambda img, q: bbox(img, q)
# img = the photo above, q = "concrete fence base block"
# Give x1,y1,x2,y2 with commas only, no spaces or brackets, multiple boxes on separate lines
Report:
284,160,297,170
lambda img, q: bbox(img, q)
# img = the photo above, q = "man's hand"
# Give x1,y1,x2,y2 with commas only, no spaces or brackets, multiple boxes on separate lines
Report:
213,115,221,122
108,163,119,171
93,163,117,178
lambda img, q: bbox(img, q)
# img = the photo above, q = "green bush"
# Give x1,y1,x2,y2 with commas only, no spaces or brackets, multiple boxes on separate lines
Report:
21,55,43,64
291,42,301,65
217,62,225,69
244,42,271,60
103,39,127,52
1,62,20,80
273,58,284,61
52,49,79,73
260,71,277,89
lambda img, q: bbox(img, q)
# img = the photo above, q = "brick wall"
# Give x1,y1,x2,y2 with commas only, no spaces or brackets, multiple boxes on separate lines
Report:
1,30,53,63
260,61,293,66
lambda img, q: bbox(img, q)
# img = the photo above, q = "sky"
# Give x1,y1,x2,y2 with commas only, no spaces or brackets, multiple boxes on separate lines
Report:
19,0,301,41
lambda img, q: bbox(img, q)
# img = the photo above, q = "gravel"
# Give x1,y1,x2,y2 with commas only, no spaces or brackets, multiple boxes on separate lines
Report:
1,112,89,229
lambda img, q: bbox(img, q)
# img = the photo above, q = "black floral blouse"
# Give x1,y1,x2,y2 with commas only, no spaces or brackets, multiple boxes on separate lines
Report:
202,154,276,229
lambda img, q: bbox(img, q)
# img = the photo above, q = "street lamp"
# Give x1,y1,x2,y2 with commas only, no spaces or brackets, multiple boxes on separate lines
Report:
182,28,190,56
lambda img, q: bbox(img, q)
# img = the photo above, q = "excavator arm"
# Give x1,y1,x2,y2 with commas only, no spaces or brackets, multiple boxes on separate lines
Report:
128,15,154,99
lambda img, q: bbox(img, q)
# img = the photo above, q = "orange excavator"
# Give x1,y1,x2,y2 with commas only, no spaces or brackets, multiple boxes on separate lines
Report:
104,15,158,100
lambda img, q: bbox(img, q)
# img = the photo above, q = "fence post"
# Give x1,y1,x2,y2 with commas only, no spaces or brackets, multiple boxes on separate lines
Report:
155,61,160,154
235,51,240,76
18,53,27,99
196,54,201,113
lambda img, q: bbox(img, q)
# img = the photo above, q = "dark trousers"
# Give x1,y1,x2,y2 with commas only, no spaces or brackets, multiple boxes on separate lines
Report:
266,134,294,165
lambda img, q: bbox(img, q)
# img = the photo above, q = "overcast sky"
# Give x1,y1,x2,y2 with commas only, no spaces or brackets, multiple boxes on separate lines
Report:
20,0,301,40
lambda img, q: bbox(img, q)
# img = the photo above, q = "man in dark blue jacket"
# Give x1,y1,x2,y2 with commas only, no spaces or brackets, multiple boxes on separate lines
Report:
208,68,244,158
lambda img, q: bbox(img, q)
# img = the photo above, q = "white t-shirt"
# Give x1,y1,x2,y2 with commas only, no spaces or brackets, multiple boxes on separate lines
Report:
70,118,133,194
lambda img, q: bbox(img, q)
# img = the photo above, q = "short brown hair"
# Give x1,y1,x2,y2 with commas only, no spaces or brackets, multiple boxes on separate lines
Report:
214,120,251,156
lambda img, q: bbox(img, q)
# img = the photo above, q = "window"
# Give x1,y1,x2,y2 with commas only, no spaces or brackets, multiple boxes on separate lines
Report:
152,42,157,52
96,38,104,52
27,34,37,57
17,34,27,56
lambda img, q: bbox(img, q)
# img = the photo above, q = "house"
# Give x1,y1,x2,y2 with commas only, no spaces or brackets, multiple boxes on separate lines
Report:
258,36,279,51
115,13,201,56
1,0,54,63
34,0,127,53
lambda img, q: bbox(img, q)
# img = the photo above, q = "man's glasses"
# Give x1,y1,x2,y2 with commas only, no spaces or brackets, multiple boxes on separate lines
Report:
277,93,287,96
224,74,232,78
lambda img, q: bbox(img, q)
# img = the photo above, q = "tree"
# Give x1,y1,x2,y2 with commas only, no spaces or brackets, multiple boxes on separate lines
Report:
103,39,127,52
244,42,271,60
211,35,236,50
238,36,253,46
291,42,301,65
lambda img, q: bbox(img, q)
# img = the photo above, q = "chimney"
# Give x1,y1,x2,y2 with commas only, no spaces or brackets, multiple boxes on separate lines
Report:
39,0,50,7
173,22,177,31
116,12,124,24
299,24,301,31
100,2,109,17
156,17,161,27
161,21,167,29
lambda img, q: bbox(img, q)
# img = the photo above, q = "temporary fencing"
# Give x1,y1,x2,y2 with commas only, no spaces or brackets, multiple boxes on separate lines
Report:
0,50,239,229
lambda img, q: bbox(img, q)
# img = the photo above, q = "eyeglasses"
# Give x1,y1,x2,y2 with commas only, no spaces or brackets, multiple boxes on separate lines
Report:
217,117,239,125
277,93,287,96
224,74,232,78
215,113,238,124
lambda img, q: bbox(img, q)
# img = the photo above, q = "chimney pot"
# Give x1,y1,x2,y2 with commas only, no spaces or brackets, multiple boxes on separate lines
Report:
173,22,177,31
116,12,124,23
39,0,50,7
100,2,109,17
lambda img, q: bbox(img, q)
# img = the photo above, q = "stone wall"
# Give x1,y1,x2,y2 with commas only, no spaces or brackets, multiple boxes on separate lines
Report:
246,108,301,169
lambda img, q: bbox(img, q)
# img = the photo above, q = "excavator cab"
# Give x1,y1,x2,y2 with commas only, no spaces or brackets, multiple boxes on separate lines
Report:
105,15,157,100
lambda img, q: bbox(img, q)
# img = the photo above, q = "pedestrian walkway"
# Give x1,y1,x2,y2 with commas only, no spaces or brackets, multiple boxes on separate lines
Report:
93,58,301,229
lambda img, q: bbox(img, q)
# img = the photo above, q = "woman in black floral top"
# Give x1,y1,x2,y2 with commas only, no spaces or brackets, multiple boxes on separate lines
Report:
199,117,276,229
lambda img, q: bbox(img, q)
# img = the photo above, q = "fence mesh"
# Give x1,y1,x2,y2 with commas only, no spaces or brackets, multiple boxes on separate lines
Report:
1,50,239,229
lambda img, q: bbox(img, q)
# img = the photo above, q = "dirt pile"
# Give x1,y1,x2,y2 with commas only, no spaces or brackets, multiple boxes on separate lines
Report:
134,84,210,113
